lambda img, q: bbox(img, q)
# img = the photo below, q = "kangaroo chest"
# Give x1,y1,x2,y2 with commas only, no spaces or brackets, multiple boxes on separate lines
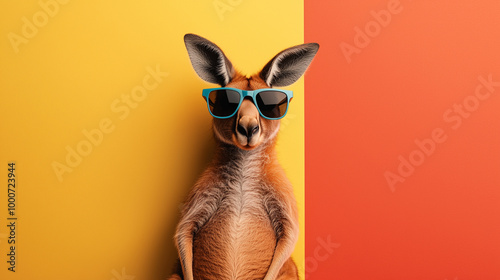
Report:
213,157,275,239
221,168,265,216
192,156,277,279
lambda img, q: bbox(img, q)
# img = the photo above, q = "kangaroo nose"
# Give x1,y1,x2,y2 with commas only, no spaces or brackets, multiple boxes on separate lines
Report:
237,123,259,138
235,99,261,148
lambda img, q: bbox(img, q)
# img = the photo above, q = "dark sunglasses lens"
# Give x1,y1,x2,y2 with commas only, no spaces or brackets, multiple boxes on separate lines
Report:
208,89,241,117
256,91,288,119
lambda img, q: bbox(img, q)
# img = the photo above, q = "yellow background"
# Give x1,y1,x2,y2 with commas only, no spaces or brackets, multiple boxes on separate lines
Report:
0,1,305,279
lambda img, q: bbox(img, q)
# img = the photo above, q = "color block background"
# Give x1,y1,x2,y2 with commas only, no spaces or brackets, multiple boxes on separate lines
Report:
0,1,305,279
305,1,500,279
1,1,500,280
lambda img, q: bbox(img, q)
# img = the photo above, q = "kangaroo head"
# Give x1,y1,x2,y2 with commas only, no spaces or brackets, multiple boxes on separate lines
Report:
184,33,319,150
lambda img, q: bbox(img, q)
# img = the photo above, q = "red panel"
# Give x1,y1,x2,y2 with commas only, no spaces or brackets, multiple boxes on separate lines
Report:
305,1,500,279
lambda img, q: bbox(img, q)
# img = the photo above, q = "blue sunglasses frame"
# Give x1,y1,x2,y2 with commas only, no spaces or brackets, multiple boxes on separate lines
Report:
202,87,293,120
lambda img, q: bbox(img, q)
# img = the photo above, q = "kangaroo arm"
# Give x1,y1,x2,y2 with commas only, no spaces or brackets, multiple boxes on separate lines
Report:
175,221,195,280
175,180,221,280
263,196,299,280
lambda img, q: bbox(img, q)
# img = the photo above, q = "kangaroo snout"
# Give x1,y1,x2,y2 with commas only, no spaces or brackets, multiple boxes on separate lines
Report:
237,122,259,139
235,99,261,148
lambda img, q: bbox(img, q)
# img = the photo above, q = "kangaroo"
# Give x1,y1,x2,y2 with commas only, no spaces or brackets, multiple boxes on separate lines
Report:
169,34,319,280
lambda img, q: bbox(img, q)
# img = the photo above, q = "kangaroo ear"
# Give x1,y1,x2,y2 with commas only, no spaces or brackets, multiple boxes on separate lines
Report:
184,34,235,86
260,43,319,87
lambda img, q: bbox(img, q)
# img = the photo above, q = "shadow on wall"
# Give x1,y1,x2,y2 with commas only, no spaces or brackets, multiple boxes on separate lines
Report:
149,88,216,279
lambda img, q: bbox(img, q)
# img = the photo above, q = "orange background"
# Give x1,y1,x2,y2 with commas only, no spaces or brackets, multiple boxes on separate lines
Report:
305,0,500,279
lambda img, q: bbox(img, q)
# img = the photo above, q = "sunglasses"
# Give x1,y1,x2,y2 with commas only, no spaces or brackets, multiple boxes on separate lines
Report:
202,88,293,120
